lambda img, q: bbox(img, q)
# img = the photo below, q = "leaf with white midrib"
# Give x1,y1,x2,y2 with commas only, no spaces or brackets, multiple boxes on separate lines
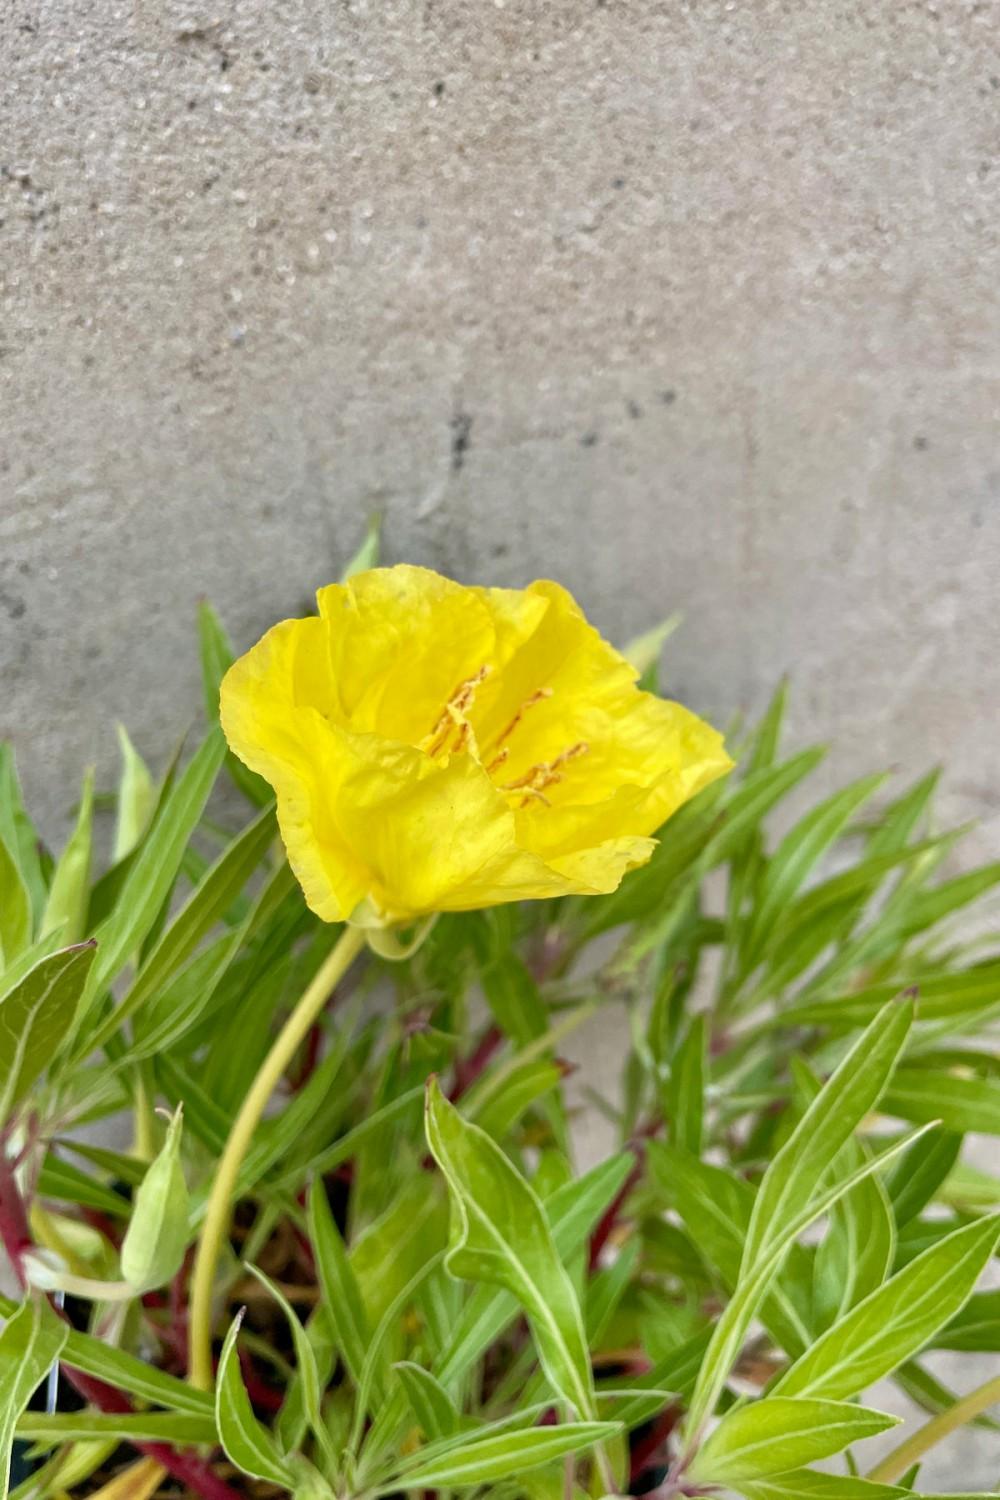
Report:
216,1311,296,1489
425,1078,595,1419
681,1120,930,1443
773,1212,1000,1400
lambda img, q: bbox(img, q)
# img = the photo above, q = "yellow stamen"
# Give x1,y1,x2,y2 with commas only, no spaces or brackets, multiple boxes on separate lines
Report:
422,665,489,759
502,741,589,808
486,688,553,770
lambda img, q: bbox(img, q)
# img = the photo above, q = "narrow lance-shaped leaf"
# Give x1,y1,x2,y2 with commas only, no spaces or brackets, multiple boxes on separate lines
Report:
0,834,31,969
689,1397,899,1484
0,1297,68,1498
340,514,381,581
0,943,96,1125
772,1213,1000,1401
307,1179,372,1391
198,601,272,806
882,1068,1000,1136
744,998,913,1268
663,1014,706,1155
73,728,226,1041
393,1362,461,1441
41,767,94,944
432,1151,632,1390
385,1421,620,1492
740,772,887,972
425,1078,595,1419
736,1469,913,1500
246,1265,340,1477
88,803,276,1054
0,745,47,928
682,999,916,1442
216,1311,297,1488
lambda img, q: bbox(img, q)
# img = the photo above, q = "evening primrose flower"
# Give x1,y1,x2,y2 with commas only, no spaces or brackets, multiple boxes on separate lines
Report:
220,566,731,925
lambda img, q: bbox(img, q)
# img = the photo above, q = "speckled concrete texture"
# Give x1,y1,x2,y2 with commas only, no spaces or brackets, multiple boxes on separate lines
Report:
2,1,999,1479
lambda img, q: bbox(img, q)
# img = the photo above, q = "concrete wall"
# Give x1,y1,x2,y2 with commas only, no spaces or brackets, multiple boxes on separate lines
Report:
3,0,999,845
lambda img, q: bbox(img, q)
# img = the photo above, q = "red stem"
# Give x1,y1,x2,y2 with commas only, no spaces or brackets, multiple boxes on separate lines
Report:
65,1368,241,1500
588,1118,661,1271
0,1153,32,1288
451,1025,503,1100
2,1152,239,1500
629,1404,681,1483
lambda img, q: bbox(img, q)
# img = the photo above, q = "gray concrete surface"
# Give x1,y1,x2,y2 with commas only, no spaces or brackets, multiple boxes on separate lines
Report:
2,0,999,1487
3,0,1000,854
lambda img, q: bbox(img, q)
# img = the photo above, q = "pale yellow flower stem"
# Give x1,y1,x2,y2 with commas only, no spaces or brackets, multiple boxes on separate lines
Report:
867,1372,1000,1483
188,924,367,1391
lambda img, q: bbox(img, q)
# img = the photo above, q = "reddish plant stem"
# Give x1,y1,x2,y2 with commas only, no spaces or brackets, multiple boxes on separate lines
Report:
63,1368,242,1500
588,1118,661,1271
2,1152,238,1500
239,1346,283,1412
0,1153,32,1287
629,1404,681,1484
451,1025,503,1100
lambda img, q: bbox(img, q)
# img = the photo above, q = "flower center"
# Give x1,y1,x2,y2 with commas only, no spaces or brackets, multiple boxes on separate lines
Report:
420,665,490,760
500,740,589,808
422,671,590,807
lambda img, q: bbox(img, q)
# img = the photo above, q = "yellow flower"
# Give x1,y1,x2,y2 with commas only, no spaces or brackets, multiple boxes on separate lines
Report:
220,566,731,924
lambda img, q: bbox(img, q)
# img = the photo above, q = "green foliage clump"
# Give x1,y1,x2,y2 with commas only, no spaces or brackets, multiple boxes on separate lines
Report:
0,588,999,1499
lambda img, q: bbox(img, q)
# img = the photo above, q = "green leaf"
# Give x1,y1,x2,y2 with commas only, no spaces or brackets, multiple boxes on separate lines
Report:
36,1154,131,1217
0,745,46,930
899,860,1000,937
472,1058,563,1141
89,803,276,1054
774,1213,1000,1400
0,833,32,968
480,954,547,1045
736,1470,911,1500
40,768,94,944
662,1014,705,1155
246,1266,339,1475
74,729,226,1040
433,1152,632,1390
883,1068,1000,1134
350,1252,445,1451
394,1362,461,1441
888,1127,963,1227
120,1105,189,1292
307,1179,371,1390
647,1145,811,1358
741,773,887,972
112,725,156,863
14,1411,216,1446
812,1158,895,1327
933,1288,1000,1351
0,943,96,1123
425,1079,595,1418
689,1397,898,1483
0,1298,68,1497
340,515,381,581
0,1290,214,1416
745,1000,913,1269
386,1421,619,1491
683,999,916,1440
216,1311,297,1488
779,964,1000,1033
